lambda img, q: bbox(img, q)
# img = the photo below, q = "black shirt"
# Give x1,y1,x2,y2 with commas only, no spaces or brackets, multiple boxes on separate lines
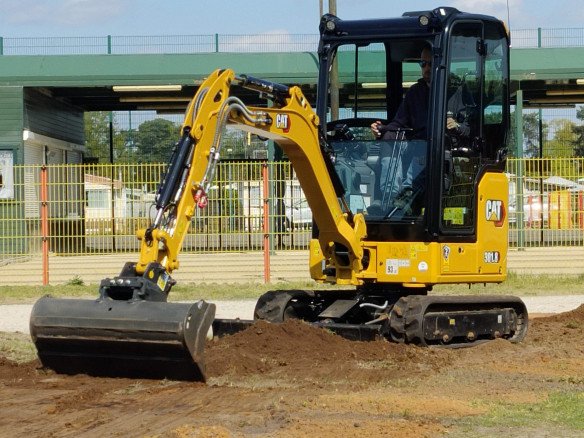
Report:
380,78,430,140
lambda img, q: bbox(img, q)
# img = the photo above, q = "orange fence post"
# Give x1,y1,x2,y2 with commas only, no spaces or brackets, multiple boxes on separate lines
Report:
578,192,584,228
40,165,49,285
262,162,271,283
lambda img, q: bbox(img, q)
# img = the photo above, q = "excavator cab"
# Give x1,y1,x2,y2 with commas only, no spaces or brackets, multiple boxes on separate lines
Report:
321,9,507,234
311,9,512,285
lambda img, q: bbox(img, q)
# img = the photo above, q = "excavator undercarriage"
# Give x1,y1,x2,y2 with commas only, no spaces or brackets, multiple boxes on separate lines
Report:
213,289,528,347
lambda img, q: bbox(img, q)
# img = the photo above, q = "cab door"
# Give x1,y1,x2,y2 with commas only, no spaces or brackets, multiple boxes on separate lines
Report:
438,19,510,276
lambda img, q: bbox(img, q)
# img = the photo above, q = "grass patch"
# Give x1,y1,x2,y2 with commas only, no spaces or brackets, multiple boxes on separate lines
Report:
65,275,85,286
0,284,99,304
0,332,36,363
168,280,340,302
0,274,582,304
456,392,584,435
433,272,584,296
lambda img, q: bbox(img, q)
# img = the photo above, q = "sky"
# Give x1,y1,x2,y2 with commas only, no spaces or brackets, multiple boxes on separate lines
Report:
0,0,583,38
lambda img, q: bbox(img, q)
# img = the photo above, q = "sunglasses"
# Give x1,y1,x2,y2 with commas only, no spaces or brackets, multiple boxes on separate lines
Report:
418,60,432,68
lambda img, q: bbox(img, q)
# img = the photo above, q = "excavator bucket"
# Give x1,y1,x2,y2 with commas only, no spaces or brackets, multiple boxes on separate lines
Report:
30,296,215,381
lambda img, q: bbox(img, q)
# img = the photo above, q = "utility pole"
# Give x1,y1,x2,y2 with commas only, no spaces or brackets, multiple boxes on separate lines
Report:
328,0,339,120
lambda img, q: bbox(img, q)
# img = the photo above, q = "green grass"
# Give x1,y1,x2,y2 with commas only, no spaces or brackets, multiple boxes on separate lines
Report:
0,280,329,304
0,273,582,304
0,332,36,363
454,392,584,436
432,272,584,296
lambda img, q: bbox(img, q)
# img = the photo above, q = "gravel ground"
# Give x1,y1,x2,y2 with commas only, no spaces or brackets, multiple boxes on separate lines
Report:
6,295,584,335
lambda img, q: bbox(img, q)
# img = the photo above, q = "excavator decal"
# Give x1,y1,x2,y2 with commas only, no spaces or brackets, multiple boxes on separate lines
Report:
486,199,505,226
276,114,291,132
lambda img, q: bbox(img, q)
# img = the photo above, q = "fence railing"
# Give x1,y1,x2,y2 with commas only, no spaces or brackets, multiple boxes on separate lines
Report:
0,159,582,273
507,158,584,247
0,161,311,262
0,28,583,55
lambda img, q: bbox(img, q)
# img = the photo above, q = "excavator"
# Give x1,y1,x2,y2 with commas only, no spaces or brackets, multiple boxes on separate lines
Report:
30,7,528,382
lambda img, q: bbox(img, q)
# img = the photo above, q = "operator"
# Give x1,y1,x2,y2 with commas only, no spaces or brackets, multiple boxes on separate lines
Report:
369,44,432,216
371,47,472,142
370,44,432,140
369,45,473,216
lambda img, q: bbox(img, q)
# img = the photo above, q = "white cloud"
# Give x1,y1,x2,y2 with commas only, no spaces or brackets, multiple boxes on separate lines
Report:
224,30,317,53
0,0,130,27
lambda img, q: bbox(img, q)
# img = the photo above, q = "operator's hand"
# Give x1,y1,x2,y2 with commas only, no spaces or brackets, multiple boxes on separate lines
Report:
371,120,383,138
447,117,459,131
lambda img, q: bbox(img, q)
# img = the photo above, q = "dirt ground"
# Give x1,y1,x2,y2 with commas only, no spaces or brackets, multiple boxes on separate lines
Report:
0,307,583,437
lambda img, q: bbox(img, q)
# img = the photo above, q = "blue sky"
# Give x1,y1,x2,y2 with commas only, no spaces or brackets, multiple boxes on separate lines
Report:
0,0,582,37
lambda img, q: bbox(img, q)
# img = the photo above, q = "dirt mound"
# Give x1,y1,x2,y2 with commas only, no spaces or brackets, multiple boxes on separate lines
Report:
206,319,453,383
527,304,584,350
0,357,41,382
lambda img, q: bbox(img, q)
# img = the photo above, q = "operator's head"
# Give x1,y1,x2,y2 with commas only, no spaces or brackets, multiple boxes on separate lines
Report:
419,45,432,85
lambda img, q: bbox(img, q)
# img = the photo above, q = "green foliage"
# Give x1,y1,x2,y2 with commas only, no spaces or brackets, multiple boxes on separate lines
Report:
134,118,180,163
0,275,582,304
66,275,85,286
84,111,112,161
83,112,275,164
572,105,584,158
545,118,576,157
508,111,547,158
84,111,137,163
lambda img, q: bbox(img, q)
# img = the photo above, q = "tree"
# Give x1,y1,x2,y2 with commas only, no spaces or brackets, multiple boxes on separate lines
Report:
571,106,584,157
134,118,180,163
545,119,575,157
84,111,133,163
84,112,112,161
508,110,546,157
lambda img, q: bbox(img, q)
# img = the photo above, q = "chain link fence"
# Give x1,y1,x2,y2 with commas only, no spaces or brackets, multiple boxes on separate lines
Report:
0,158,582,265
1,29,584,55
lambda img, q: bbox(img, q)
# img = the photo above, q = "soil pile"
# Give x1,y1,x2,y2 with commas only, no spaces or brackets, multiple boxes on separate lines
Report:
206,319,453,383
527,304,584,350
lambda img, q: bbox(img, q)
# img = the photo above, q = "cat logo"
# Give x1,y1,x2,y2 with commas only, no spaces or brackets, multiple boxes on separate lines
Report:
485,199,505,227
276,114,291,133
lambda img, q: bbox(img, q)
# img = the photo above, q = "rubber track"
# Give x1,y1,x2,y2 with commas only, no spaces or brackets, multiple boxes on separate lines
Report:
389,295,529,347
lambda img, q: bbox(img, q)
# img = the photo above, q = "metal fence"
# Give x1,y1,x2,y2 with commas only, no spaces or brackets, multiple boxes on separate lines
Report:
0,162,311,264
0,159,582,267
507,158,584,247
1,28,583,55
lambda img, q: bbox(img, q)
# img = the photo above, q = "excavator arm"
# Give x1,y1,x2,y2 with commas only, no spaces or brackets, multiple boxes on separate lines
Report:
29,69,369,382
135,68,366,286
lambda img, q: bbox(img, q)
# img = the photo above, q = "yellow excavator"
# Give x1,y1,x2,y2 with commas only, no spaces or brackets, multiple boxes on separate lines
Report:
30,7,528,381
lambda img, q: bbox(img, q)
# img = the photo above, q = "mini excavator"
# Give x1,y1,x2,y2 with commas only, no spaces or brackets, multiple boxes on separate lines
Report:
30,7,528,381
